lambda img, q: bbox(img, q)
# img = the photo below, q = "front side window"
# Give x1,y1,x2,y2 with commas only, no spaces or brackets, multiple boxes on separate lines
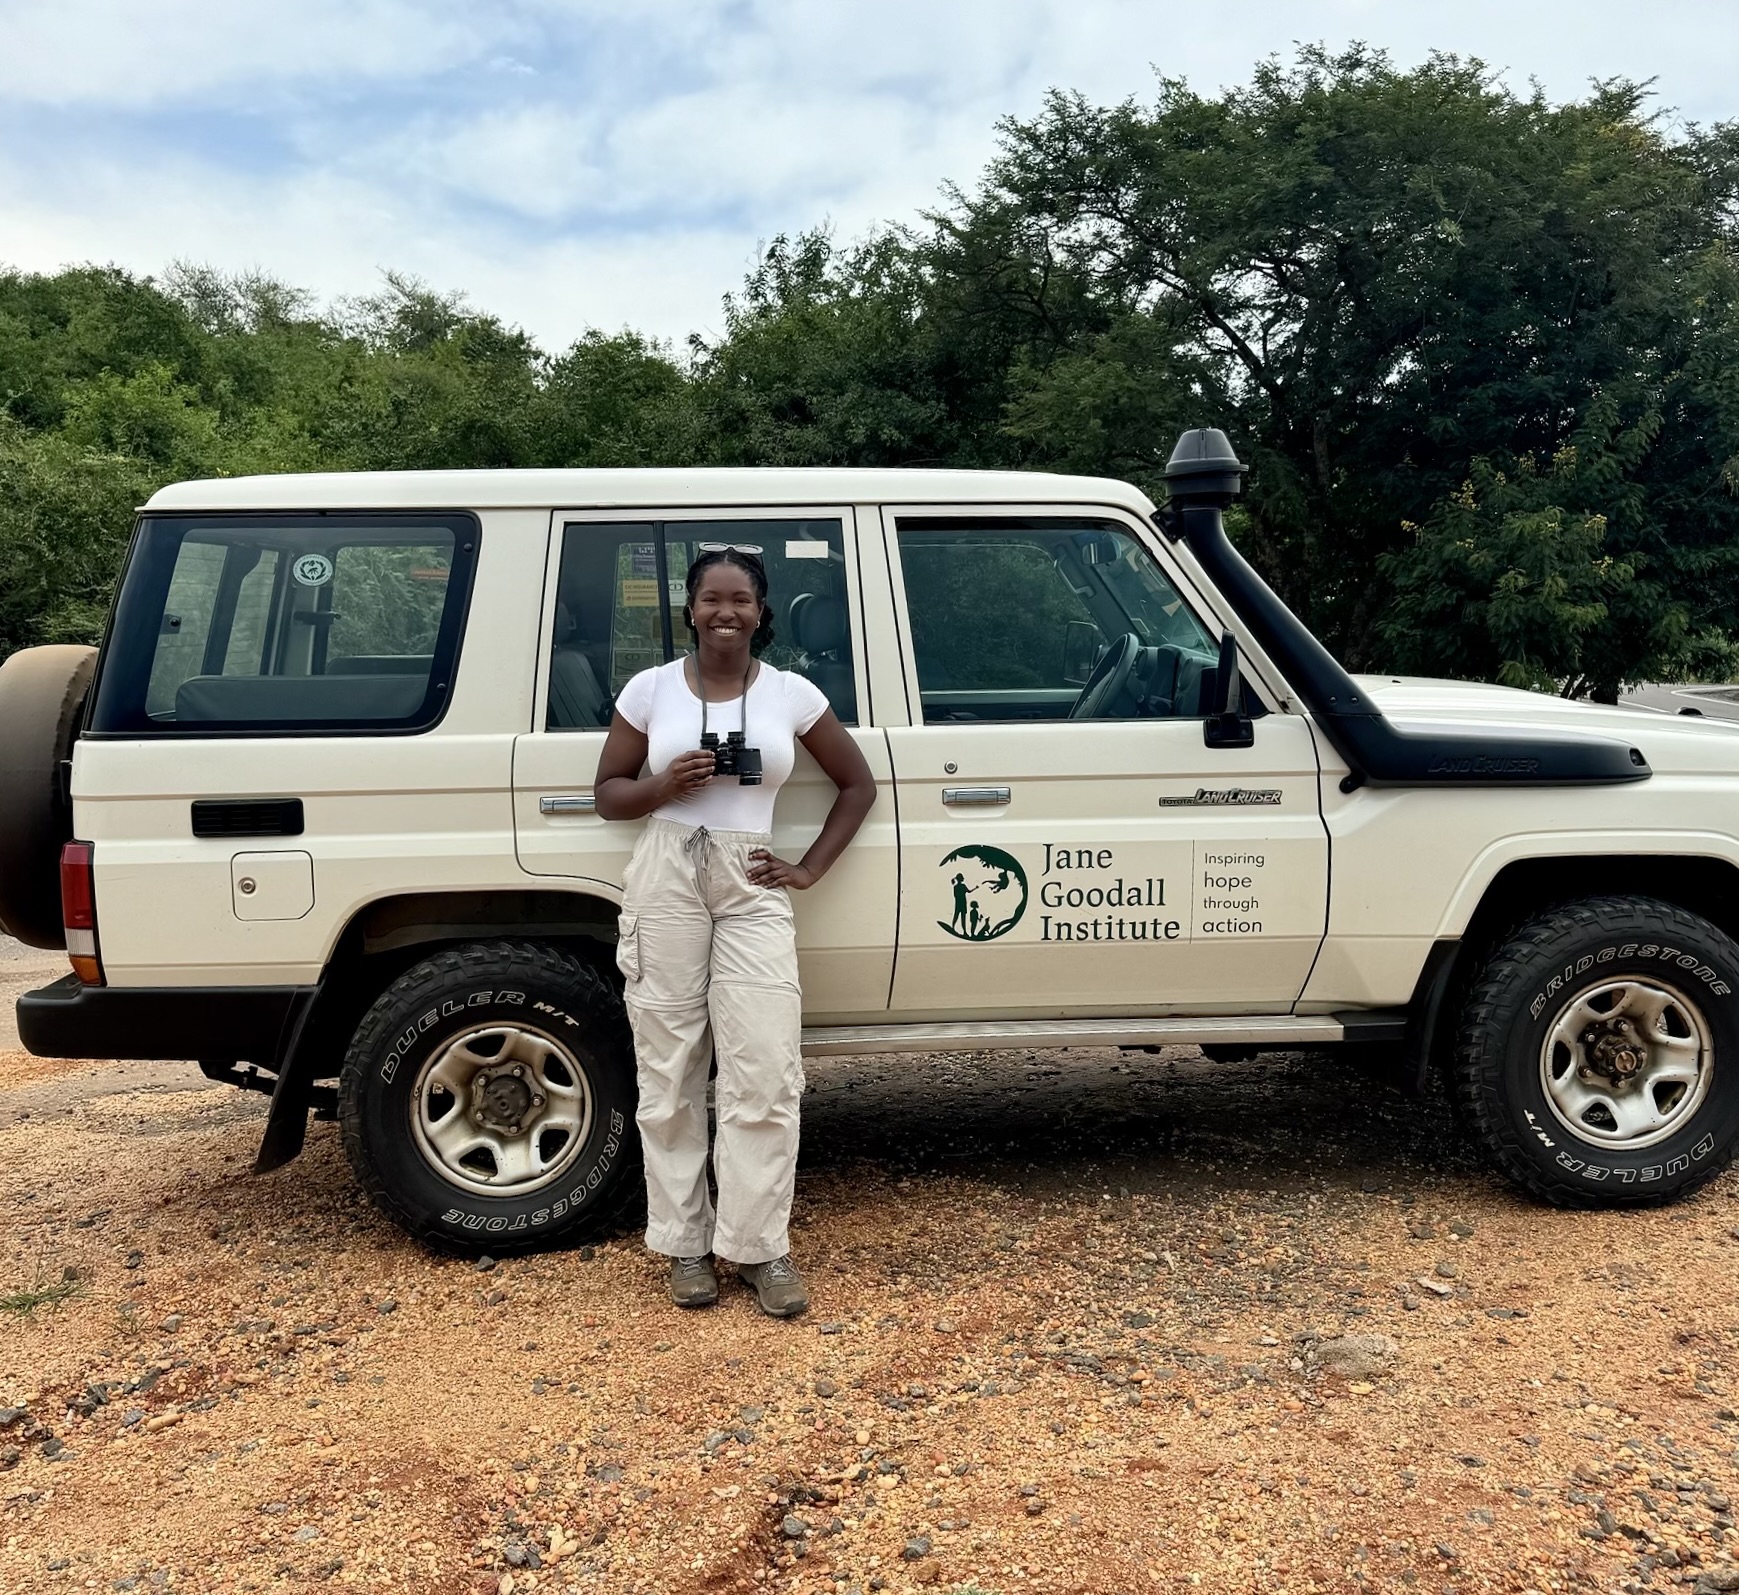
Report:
91,513,477,735
546,517,858,729
896,518,1219,723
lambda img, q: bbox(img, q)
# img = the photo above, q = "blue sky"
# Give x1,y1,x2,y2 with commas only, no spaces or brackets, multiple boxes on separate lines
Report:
3,0,1737,349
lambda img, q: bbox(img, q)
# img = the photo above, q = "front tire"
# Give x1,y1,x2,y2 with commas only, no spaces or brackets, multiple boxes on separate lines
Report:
339,940,642,1252
1455,896,1739,1207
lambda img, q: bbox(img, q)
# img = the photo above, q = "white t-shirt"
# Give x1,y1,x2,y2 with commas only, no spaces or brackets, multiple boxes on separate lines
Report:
613,658,830,834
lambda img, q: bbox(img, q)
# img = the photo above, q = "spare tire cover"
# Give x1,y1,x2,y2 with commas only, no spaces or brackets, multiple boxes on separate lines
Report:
0,645,98,948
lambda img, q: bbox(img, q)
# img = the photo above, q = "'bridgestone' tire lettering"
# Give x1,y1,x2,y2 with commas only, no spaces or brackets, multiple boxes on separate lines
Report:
1458,896,1739,1210
339,941,642,1254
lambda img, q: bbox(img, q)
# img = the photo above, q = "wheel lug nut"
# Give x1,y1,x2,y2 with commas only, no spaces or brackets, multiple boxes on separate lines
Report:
532,1095,544,1107
511,1066,524,1077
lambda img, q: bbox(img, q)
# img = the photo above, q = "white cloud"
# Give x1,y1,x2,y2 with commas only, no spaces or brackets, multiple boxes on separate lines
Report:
375,84,949,223
0,143,740,349
1,0,1735,344
0,0,514,106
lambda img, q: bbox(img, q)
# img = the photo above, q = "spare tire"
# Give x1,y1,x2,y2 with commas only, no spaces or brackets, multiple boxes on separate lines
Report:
0,645,98,948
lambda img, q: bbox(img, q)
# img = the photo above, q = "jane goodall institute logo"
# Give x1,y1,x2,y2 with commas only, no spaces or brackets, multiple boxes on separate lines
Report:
938,844,1028,942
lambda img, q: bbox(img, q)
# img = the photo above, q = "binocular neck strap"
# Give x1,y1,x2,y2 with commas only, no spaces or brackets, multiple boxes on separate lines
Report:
698,659,755,743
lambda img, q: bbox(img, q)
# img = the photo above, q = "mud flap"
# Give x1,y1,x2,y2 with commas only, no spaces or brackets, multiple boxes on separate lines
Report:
253,989,323,1174
254,1062,315,1174
1405,938,1462,1095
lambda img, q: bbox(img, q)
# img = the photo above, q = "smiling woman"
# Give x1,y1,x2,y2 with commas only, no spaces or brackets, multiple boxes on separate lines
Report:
592,545,877,1319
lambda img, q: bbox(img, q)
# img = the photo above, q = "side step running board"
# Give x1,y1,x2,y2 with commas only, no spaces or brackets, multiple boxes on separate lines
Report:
799,1015,1346,1058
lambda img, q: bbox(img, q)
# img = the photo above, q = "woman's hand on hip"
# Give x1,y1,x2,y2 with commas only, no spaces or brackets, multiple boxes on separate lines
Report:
747,849,815,890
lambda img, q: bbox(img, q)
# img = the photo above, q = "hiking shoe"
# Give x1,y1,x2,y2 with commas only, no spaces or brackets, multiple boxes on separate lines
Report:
738,1255,809,1318
669,1254,718,1308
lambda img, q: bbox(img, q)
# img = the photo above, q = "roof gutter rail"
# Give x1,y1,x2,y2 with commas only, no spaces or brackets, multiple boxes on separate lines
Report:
1156,428,1651,793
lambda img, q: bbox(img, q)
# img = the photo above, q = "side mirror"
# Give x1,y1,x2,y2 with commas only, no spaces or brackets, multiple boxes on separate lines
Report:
1204,630,1255,750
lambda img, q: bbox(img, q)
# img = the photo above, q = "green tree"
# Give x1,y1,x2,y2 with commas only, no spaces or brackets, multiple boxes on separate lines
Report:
0,417,153,654
533,330,702,467
317,274,545,470
937,46,1739,677
692,230,999,467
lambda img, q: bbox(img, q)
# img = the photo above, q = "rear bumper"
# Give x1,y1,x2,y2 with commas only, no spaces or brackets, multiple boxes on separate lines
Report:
17,975,316,1063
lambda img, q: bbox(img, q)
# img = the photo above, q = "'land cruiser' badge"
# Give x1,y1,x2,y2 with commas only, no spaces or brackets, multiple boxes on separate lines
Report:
1157,787,1283,807
938,844,1028,942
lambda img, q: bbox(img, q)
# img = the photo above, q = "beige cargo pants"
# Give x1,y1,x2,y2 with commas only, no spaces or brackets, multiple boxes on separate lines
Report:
616,818,804,1265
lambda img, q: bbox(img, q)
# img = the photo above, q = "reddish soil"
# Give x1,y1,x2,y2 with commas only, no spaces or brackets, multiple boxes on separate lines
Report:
3,1043,1738,1595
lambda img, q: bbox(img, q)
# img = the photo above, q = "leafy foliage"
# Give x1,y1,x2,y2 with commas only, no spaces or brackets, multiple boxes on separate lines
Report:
1381,405,1739,696
0,417,154,654
2,47,1738,694
941,47,1739,675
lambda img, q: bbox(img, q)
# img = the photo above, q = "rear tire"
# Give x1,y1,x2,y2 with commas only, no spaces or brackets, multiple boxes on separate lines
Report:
339,940,642,1253
0,645,97,948
1454,896,1739,1207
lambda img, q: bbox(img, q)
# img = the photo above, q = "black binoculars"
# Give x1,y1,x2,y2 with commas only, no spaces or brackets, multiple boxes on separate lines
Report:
700,730,763,785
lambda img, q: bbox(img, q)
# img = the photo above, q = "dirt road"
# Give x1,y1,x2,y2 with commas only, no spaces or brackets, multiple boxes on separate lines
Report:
4,1036,1739,1595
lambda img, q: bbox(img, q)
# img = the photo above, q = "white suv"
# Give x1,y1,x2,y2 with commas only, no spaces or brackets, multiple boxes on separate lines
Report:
4,429,1734,1251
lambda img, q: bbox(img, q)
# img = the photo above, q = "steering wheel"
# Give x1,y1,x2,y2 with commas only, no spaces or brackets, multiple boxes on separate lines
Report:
1069,632,1141,720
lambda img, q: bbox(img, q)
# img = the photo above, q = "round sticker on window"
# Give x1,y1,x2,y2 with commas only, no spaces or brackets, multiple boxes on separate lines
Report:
292,553,334,588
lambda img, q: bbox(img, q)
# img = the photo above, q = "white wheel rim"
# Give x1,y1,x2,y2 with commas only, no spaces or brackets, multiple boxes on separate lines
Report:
409,1023,595,1196
1538,977,1713,1151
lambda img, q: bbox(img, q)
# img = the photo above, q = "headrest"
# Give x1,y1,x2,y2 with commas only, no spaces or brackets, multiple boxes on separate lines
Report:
554,600,576,645
790,592,846,655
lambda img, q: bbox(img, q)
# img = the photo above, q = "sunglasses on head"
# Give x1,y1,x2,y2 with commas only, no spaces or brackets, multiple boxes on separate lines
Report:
696,542,764,556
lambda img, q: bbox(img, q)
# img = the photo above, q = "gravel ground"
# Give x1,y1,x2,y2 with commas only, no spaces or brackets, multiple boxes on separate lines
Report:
0,940,69,1051
4,1041,1739,1595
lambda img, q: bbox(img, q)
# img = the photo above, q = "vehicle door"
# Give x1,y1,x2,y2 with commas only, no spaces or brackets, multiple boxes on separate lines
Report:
881,507,1328,1017
511,509,897,1022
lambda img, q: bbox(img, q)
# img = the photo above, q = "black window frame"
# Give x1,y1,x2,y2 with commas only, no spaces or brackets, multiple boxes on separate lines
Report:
86,510,482,739
892,513,1263,723
544,515,860,730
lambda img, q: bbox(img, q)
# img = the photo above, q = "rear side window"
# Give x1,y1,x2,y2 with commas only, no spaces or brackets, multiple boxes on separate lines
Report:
545,517,858,729
90,513,479,735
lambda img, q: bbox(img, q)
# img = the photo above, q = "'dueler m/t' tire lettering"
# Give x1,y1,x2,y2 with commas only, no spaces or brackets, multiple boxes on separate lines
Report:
338,940,642,1252
1455,896,1739,1207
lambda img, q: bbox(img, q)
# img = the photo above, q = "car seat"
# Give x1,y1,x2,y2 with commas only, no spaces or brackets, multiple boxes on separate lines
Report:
788,593,854,722
547,601,610,729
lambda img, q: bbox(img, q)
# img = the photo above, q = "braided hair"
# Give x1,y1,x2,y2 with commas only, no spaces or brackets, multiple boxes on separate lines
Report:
683,548,775,655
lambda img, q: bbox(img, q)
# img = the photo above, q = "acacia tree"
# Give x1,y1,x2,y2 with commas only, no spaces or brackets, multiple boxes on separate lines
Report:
939,46,1739,682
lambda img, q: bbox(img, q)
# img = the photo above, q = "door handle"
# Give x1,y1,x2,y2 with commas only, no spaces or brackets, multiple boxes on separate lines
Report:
540,794,597,814
942,786,1011,806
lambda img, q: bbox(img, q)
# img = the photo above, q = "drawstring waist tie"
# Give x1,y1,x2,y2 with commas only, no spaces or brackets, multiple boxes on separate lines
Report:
646,816,771,849
643,817,772,887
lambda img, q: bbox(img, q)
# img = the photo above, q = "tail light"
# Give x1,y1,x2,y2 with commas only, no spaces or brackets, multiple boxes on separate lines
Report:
60,841,102,986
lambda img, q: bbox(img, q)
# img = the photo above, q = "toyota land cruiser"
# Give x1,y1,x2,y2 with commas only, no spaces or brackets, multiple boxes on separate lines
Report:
3,429,1732,1251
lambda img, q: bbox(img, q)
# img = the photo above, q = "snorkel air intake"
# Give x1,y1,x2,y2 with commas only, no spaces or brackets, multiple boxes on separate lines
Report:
1158,428,1651,792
